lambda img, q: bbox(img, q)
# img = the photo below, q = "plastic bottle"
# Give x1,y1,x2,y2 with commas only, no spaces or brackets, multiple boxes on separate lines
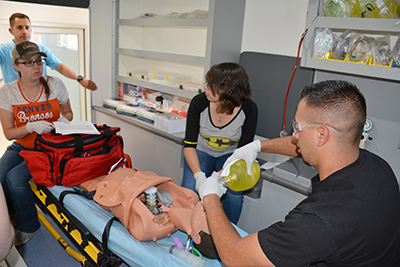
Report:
220,159,260,191
169,245,206,267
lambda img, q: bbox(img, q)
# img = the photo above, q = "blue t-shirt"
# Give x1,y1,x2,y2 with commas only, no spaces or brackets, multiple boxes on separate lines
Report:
0,39,62,83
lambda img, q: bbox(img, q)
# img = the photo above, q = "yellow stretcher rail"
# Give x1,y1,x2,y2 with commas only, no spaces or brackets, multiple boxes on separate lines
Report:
29,181,105,266
36,208,88,266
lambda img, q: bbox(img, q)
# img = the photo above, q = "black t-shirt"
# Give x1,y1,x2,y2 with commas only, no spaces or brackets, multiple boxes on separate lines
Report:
258,149,400,267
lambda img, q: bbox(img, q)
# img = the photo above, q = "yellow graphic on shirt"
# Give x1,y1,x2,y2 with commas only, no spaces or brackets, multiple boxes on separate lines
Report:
202,136,239,149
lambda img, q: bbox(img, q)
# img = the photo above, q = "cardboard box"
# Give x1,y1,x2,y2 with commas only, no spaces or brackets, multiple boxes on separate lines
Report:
154,113,186,133
116,104,138,118
135,107,158,124
123,94,140,106
103,99,125,110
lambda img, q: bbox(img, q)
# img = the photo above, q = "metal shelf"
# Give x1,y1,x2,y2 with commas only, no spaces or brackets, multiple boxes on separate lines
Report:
305,57,399,82
118,18,210,27
301,0,400,82
93,106,185,145
314,16,400,33
117,48,206,65
117,75,198,99
115,0,245,100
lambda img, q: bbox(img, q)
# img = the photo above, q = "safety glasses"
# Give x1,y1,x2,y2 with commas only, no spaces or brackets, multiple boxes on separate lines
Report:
292,119,341,135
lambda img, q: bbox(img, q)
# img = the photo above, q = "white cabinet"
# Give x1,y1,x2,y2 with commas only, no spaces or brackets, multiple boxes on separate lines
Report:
301,0,400,82
115,0,246,99
93,106,185,184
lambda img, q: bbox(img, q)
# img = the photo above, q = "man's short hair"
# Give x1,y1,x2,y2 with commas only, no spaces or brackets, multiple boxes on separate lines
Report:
301,80,367,145
9,12,30,28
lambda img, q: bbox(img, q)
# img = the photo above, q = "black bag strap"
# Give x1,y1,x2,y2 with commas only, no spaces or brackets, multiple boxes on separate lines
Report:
102,217,120,256
102,126,114,142
73,134,84,152
58,189,123,266
59,188,96,206
35,124,120,150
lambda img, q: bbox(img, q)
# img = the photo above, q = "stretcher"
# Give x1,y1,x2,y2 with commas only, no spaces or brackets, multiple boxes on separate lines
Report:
31,181,248,267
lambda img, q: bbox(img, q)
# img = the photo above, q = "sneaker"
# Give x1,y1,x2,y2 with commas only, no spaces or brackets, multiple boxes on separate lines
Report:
14,229,40,246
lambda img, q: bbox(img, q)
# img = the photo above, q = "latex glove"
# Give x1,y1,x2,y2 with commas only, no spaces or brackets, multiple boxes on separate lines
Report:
57,116,70,124
26,121,53,134
223,140,261,175
194,171,206,192
198,172,227,203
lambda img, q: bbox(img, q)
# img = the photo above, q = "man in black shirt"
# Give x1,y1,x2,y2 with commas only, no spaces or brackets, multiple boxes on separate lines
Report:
196,80,400,267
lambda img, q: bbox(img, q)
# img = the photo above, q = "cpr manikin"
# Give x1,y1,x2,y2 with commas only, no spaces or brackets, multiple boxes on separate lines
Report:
80,168,217,258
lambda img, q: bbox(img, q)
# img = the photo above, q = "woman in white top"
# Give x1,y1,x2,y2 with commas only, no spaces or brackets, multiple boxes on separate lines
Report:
0,41,72,246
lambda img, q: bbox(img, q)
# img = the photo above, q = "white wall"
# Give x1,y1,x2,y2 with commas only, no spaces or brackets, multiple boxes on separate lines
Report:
89,0,115,109
241,0,309,56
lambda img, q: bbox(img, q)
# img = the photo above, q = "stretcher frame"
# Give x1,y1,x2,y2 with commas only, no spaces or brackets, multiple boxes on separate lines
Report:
30,181,124,267
29,176,248,267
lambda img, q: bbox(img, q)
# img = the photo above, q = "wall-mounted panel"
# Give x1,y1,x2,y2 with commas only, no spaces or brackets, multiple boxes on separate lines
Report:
240,52,314,139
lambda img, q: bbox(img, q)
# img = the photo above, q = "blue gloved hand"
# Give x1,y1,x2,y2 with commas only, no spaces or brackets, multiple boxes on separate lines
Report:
26,121,53,134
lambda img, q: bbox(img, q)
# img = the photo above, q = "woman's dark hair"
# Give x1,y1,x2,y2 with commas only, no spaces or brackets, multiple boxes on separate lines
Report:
205,62,251,114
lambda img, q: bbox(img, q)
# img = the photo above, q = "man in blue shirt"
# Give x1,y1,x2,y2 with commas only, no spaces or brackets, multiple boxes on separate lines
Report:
0,12,97,90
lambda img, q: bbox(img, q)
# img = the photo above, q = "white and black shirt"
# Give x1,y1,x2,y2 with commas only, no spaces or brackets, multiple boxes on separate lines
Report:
184,92,258,157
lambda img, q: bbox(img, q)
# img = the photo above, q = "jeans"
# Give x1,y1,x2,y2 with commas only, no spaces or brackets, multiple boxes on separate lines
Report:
181,149,243,224
0,142,40,233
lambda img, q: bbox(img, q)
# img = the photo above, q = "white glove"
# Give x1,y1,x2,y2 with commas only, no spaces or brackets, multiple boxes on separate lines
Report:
194,172,206,192
223,140,261,175
57,117,70,124
198,172,227,203
26,121,54,134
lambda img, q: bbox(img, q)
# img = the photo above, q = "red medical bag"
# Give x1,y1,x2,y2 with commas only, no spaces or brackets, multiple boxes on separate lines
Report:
20,124,125,187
